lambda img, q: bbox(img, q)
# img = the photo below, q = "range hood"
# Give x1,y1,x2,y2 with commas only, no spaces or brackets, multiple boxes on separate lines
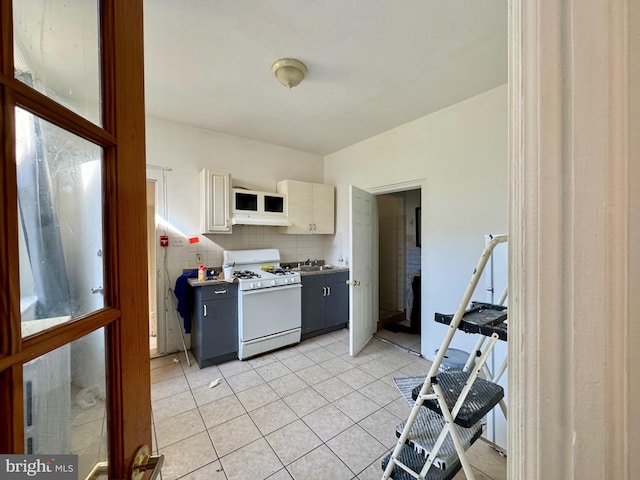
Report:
231,187,292,227
231,214,291,226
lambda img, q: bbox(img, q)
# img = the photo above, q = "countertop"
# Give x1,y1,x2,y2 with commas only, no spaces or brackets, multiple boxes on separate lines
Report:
188,277,234,287
298,267,349,276
187,267,349,287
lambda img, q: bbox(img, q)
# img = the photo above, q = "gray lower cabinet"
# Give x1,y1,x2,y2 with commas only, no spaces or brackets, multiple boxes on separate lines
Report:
191,283,238,368
301,272,348,339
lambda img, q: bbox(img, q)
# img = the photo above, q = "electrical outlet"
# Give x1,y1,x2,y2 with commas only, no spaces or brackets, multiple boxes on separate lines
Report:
196,253,203,264
171,236,185,247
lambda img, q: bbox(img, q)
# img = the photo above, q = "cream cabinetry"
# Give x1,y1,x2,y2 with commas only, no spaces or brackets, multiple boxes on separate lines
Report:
277,179,334,234
200,169,231,234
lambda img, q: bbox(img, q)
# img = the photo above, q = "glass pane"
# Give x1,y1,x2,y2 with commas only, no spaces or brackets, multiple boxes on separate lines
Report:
13,0,102,125
16,107,105,337
23,328,107,479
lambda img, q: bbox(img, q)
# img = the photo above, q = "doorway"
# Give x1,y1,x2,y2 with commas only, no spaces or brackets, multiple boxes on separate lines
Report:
147,181,158,356
373,189,422,354
146,166,169,358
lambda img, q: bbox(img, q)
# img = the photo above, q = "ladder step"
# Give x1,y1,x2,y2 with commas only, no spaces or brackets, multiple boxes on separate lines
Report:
394,376,483,470
434,302,508,340
396,409,483,470
381,448,462,480
411,369,504,428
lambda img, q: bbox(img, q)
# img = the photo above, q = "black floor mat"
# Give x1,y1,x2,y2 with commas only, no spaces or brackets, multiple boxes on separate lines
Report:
385,323,420,334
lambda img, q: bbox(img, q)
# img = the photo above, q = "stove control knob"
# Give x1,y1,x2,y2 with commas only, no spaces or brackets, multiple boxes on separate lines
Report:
249,282,254,289
271,280,276,286
256,282,262,288
283,278,289,284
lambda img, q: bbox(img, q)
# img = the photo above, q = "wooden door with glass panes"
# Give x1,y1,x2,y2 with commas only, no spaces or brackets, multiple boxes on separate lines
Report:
0,1,154,478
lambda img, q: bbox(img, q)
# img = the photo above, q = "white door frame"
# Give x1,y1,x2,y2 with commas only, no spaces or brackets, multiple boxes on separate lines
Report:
509,1,636,478
146,166,169,357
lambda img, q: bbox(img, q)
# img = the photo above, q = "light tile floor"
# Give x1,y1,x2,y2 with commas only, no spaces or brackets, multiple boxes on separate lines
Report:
374,320,421,354
150,329,506,480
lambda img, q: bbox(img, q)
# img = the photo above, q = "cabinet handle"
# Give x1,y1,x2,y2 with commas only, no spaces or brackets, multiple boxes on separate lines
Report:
309,224,313,231
215,289,227,294
313,224,317,230
322,287,327,296
327,286,331,296
203,304,207,317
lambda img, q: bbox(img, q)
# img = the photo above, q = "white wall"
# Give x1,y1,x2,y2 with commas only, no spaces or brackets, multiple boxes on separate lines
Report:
324,85,508,358
145,117,327,353
146,116,324,233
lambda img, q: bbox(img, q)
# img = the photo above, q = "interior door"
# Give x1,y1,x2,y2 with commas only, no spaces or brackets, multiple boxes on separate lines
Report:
348,185,376,356
0,1,155,479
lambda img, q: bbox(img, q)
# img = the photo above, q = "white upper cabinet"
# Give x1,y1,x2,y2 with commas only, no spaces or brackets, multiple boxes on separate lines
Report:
311,183,334,233
277,179,335,234
200,169,231,234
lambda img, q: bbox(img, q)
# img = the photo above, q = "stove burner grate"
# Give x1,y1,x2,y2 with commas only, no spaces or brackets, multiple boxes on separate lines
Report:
233,270,262,279
272,268,295,276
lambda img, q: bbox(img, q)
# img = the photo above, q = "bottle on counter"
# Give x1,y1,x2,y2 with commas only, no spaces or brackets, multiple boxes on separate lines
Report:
197,265,206,282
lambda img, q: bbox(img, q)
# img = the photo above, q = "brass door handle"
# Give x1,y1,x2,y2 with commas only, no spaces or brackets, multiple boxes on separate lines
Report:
345,280,360,287
85,462,108,480
131,445,164,480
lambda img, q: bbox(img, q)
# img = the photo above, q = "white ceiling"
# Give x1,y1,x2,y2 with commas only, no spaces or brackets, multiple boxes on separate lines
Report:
143,1,507,155
12,1,507,156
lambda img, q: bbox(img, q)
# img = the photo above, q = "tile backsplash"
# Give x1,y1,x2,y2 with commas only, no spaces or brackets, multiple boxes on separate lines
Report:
166,225,332,273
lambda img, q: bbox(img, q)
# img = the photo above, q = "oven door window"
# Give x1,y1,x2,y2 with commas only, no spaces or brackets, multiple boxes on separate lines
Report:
235,192,258,211
264,195,284,213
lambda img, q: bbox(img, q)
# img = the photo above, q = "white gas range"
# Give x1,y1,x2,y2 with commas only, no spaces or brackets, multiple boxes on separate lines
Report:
223,249,301,359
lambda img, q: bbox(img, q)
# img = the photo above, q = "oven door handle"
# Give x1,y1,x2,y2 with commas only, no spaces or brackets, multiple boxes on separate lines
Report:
241,283,301,295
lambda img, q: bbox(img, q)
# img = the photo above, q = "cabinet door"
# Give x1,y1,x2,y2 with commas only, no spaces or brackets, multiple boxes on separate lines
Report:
301,283,326,334
200,297,237,361
325,274,349,328
195,285,238,367
311,183,335,234
200,169,231,233
278,179,313,234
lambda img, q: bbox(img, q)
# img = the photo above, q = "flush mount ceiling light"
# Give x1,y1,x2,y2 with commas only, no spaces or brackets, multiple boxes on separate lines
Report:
271,58,308,89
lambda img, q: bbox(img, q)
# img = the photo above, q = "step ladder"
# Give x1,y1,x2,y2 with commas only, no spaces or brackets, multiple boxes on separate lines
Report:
381,234,508,480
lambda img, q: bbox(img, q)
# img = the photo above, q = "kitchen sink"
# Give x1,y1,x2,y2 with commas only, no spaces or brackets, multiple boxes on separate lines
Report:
300,265,321,271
